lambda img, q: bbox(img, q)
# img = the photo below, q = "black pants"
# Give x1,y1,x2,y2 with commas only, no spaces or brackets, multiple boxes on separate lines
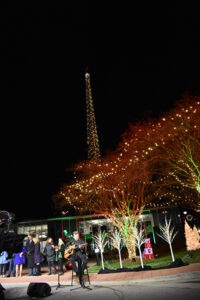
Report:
48,261,56,274
36,264,41,275
95,252,100,266
70,252,87,274
0,264,6,275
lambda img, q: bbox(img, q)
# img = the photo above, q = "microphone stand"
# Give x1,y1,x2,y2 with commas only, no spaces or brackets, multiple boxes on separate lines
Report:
52,250,70,290
54,270,70,290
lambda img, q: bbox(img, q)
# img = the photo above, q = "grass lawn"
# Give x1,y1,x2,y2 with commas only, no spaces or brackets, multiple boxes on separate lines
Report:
87,249,200,273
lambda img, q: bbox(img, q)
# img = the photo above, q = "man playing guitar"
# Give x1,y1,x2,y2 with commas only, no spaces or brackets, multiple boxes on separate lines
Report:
65,231,87,281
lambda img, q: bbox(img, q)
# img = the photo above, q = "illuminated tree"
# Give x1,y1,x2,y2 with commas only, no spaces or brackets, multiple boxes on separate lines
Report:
185,220,200,251
155,97,200,210
101,172,153,260
93,232,108,270
59,157,155,259
116,95,200,210
133,227,146,269
157,217,178,262
110,230,123,268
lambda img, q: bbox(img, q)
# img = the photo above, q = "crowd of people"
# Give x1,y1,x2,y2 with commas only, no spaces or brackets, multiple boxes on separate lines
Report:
0,231,88,280
0,233,66,278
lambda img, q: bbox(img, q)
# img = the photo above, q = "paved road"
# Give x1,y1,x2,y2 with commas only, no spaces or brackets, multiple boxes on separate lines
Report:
2,272,200,300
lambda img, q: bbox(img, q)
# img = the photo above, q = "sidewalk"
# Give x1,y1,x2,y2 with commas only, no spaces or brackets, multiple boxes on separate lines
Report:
1,263,200,285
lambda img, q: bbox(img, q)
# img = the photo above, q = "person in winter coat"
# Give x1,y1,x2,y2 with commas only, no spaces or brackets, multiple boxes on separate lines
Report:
0,251,8,277
44,237,57,275
33,237,44,276
26,233,36,276
56,238,65,275
14,245,26,277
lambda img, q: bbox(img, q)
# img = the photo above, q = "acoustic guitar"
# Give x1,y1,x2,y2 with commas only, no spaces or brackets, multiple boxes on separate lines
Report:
64,243,87,259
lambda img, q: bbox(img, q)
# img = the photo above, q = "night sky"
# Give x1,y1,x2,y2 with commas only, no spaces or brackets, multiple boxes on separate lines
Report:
1,4,200,221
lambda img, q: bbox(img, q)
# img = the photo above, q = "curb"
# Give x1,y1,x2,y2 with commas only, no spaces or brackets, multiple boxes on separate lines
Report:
2,271,200,288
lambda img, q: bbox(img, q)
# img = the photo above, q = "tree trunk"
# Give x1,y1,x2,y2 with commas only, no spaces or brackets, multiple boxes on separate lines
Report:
139,247,144,268
119,224,138,260
126,241,136,259
118,249,123,269
169,242,175,262
100,250,105,270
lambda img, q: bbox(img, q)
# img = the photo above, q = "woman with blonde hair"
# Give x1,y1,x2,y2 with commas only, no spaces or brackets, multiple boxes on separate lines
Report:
33,237,44,276
44,237,57,275
56,238,65,275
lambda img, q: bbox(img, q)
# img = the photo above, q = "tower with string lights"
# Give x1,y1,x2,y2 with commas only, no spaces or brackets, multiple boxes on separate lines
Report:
85,72,101,161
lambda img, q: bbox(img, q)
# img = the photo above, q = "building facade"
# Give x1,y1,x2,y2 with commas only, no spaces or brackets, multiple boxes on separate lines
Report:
16,207,194,256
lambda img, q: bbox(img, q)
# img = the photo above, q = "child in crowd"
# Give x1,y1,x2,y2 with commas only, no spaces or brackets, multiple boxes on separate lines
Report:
0,251,9,277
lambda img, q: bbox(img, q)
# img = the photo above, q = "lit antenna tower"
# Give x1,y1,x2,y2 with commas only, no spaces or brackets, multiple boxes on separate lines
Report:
85,72,101,161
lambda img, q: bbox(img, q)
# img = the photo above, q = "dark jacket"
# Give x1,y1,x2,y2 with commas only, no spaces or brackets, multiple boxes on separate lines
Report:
44,244,56,262
26,239,35,268
34,242,44,264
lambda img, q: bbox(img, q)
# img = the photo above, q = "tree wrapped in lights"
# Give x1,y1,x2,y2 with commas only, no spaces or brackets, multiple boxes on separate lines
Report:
103,174,153,260
166,138,200,209
110,230,124,269
59,158,155,259
117,95,200,210
93,232,108,270
133,227,146,269
157,217,178,262
184,220,200,251
153,97,200,209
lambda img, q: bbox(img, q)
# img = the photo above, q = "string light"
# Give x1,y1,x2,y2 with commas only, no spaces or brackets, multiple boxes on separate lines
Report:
58,96,200,212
